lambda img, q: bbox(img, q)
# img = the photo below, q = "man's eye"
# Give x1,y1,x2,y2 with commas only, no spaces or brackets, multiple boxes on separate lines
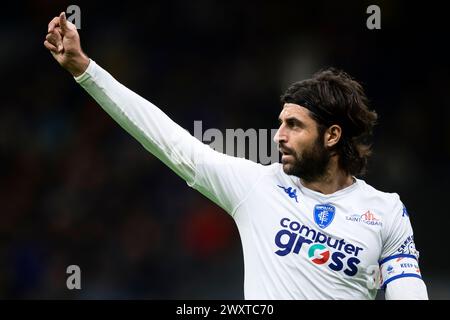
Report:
286,120,296,127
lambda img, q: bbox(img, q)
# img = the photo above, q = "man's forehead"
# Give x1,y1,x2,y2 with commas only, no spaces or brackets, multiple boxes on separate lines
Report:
279,103,313,120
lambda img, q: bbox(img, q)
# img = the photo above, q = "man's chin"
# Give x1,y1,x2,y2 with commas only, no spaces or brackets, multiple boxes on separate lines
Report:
281,162,295,175
281,160,304,178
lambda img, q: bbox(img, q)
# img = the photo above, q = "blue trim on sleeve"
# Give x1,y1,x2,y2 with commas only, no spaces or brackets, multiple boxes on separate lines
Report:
379,254,417,266
382,273,422,290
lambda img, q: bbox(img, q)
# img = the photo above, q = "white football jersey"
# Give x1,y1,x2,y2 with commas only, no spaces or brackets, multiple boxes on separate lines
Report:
193,156,421,299
75,60,426,299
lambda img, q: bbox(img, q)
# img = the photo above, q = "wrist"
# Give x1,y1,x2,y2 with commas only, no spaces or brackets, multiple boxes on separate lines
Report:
67,52,90,77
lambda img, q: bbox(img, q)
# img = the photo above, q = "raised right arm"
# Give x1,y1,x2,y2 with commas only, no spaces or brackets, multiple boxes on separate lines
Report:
75,59,201,185
44,12,267,215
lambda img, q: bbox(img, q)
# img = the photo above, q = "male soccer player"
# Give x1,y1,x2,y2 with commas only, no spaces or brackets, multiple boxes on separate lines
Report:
44,12,428,299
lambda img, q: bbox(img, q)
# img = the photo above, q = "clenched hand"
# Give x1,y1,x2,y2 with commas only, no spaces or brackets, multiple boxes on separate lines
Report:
44,12,90,77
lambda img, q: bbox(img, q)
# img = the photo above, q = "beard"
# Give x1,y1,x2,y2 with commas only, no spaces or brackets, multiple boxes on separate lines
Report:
280,137,331,182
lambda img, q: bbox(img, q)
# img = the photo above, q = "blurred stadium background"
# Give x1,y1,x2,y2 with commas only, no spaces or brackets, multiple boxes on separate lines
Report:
1,0,449,299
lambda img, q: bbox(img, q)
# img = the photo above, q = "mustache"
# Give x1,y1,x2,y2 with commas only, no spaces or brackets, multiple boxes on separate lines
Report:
278,144,295,155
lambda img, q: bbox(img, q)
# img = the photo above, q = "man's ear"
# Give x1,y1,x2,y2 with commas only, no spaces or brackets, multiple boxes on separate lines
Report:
324,124,342,148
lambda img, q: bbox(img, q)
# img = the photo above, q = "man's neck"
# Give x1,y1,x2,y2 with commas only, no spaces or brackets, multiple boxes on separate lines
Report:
300,158,354,195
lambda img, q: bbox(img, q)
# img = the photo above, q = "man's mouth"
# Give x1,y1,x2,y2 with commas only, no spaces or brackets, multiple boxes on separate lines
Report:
281,154,293,162
279,146,293,156
279,147,294,163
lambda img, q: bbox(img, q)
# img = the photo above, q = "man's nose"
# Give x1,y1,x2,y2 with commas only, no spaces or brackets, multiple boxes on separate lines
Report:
274,127,286,144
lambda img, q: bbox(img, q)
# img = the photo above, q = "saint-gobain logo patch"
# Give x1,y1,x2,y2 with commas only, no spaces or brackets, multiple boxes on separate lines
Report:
313,204,336,229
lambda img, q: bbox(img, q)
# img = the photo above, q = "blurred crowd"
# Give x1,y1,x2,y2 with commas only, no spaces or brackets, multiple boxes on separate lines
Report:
1,1,449,298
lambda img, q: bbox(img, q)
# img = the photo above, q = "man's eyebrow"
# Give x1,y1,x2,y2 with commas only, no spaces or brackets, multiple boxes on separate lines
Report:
279,116,305,126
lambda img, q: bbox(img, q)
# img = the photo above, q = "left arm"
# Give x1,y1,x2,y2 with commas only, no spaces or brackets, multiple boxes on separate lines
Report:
385,277,428,300
380,197,428,300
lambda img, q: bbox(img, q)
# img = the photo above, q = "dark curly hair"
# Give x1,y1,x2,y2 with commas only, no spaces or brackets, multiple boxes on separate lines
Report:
280,68,378,176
